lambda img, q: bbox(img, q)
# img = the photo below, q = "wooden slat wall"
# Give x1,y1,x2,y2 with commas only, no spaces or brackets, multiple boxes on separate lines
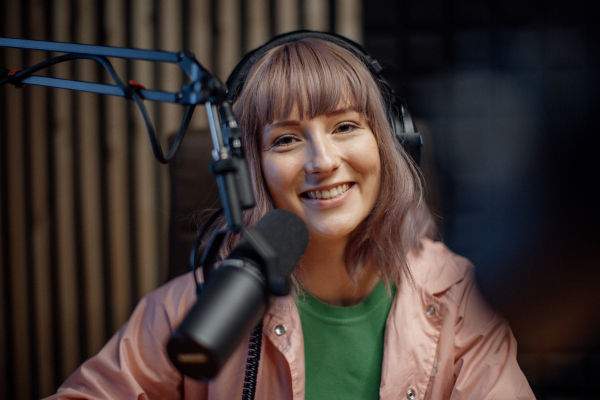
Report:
0,1,361,399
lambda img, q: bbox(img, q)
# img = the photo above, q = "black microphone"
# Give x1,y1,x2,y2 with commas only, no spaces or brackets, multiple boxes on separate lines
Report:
167,209,310,380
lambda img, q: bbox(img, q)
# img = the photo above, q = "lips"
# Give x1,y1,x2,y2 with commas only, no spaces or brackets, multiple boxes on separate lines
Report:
303,183,351,200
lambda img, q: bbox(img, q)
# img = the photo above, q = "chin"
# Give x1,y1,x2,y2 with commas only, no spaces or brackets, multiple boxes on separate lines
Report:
306,221,361,242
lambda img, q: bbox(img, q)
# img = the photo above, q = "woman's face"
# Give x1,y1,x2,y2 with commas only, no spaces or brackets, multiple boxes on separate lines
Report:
260,105,381,243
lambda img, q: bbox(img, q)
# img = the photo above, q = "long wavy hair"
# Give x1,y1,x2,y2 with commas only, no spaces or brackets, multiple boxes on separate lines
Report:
206,37,433,291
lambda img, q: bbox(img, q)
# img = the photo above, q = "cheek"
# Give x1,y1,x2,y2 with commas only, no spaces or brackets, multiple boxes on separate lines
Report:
355,139,382,208
261,156,292,208
351,136,381,182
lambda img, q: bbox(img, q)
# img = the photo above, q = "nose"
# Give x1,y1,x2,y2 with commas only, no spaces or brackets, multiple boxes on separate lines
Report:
304,136,340,175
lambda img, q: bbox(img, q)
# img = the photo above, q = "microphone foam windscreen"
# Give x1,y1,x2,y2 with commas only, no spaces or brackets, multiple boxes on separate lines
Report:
230,209,310,276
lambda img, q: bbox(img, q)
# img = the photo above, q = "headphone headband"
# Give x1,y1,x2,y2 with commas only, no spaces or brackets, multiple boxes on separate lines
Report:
225,30,422,165
226,30,386,104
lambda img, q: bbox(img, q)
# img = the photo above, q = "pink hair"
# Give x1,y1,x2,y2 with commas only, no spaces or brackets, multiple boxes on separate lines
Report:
209,38,433,290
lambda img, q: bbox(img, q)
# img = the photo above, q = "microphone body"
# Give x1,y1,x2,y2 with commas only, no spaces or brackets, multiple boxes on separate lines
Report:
168,259,267,379
167,209,309,380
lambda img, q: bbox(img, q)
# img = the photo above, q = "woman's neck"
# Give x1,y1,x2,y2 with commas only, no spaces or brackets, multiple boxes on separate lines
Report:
297,235,379,306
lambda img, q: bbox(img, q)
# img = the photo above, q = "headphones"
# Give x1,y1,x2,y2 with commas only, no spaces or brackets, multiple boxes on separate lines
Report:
224,30,423,165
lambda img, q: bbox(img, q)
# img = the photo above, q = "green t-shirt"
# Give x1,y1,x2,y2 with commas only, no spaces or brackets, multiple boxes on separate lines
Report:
298,281,395,400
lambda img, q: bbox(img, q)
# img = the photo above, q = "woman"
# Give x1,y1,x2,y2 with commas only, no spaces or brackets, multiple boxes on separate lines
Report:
46,31,535,400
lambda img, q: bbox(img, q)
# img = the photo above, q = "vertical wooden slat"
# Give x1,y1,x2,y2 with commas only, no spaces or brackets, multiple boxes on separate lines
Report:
76,0,106,358
52,0,81,379
216,0,241,80
335,0,362,43
158,0,184,283
159,0,184,135
4,0,32,397
188,0,211,131
44,0,63,390
0,51,7,400
247,0,270,50
104,0,134,334
132,0,161,299
304,0,329,32
0,142,6,399
125,0,140,307
275,0,300,35
21,4,40,393
95,0,113,344
1,3,9,398
1,8,12,398
6,95,30,396
29,83,54,398
28,0,56,393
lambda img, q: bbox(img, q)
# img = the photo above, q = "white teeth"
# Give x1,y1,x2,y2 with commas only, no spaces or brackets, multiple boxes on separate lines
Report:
306,183,350,200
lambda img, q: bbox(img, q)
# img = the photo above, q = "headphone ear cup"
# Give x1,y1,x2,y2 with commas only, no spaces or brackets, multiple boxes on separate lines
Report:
393,104,423,166
376,74,423,167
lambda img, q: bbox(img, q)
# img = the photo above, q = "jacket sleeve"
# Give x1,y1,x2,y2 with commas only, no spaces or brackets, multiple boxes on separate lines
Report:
450,268,536,400
43,274,208,400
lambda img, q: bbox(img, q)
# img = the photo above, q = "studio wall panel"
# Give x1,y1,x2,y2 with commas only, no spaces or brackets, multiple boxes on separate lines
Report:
0,1,362,398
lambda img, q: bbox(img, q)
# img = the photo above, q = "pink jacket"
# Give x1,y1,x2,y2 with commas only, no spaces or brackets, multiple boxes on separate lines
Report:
45,239,535,399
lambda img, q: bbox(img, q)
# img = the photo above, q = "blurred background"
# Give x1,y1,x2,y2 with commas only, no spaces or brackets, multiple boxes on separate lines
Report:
1,0,598,399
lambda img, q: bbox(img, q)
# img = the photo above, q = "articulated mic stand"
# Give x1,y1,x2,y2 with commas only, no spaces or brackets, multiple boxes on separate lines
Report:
1,37,295,389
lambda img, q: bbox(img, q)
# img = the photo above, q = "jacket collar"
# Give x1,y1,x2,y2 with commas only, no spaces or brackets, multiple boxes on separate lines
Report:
408,239,470,295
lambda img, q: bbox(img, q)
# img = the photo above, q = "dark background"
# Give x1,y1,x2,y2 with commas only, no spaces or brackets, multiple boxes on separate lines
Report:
363,0,600,397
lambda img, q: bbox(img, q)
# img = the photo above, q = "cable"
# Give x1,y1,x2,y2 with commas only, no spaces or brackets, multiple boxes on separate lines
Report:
0,53,126,88
242,321,263,400
1,53,195,164
189,208,224,293
129,90,195,163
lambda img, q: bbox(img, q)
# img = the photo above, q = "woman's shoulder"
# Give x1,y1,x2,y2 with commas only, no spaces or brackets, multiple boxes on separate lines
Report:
407,238,475,295
134,271,199,327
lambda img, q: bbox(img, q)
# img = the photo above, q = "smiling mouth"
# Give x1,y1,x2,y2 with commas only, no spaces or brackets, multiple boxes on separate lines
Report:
302,183,352,200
